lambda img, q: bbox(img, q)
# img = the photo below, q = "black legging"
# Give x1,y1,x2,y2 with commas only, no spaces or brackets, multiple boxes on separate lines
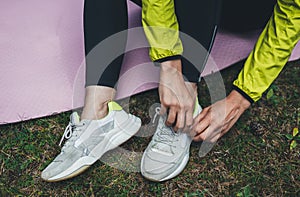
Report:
220,0,277,32
84,0,221,87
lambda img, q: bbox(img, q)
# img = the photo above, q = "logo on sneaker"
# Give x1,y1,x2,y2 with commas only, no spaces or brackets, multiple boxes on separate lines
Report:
75,121,113,147
82,147,90,157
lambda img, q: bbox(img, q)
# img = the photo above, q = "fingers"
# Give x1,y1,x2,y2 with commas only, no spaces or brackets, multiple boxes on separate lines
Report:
160,91,195,131
184,109,193,132
190,107,211,137
165,107,187,131
158,78,196,131
193,124,223,142
192,107,210,127
174,109,186,131
173,105,194,132
164,105,194,131
191,92,250,144
192,111,241,142
165,107,177,127
160,104,167,116
192,106,224,142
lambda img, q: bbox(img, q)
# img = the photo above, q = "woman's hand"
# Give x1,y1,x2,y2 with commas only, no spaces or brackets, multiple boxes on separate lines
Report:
159,59,197,131
191,90,251,142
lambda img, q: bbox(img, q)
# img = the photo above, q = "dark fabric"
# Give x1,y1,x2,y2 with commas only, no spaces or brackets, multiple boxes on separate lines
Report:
130,0,142,7
84,0,221,87
84,0,128,87
155,55,182,63
220,0,277,32
175,0,221,82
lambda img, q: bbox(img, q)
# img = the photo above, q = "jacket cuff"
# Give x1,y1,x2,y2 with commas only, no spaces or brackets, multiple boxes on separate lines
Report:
154,55,182,63
232,85,255,104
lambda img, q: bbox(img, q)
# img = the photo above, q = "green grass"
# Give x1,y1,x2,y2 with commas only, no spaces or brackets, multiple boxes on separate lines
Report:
0,60,299,196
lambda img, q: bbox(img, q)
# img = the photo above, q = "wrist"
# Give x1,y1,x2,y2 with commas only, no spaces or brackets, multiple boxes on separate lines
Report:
228,90,251,110
232,85,254,104
160,59,182,73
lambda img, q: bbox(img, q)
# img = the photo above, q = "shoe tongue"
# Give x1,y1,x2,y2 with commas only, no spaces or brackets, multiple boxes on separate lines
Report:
70,112,80,124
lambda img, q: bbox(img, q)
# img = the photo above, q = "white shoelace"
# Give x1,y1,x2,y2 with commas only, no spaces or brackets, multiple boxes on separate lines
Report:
59,122,85,147
152,107,178,152
152,107,161,124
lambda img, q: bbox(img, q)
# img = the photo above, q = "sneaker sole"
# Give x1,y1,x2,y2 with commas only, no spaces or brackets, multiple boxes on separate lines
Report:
141,148,190,182
160,152,189,182
44,114,141,182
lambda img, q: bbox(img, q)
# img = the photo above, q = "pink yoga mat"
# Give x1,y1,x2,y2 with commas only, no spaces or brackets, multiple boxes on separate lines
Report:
0,0,299,124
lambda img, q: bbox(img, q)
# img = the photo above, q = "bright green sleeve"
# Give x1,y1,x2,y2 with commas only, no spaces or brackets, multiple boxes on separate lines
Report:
233,0,300,102
141,0,183,62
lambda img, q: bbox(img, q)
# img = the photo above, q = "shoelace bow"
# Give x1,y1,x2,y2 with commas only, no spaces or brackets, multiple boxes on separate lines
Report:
59,121,85,147
152,107,178,151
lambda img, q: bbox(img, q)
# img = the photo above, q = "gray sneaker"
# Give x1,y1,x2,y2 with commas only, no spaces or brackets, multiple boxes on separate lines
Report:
141,103,202,182
41,101,141,182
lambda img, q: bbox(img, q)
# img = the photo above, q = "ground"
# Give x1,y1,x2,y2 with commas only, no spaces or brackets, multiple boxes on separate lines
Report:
0,60,299,196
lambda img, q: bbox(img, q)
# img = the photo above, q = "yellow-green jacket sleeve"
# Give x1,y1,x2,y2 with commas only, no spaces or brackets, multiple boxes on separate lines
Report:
142,0,183,62
233,0,300,102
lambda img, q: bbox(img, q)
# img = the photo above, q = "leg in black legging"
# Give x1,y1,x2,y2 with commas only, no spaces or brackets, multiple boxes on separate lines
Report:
84,0,221,86
84,0,128,88
220,0,277,32
82,0,129,120
175,0,221,82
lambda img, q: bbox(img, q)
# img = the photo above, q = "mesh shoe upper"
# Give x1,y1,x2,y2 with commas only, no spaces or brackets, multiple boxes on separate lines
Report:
41,101,141,182
141,103,202,181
